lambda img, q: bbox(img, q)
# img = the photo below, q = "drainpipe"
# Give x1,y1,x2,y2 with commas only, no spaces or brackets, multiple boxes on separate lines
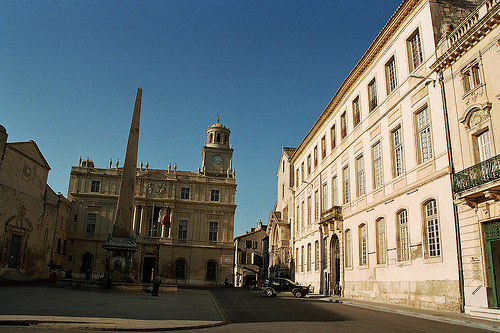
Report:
439,71,465,312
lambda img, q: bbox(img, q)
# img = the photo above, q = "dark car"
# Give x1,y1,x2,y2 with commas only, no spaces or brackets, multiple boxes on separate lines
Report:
261,278,310,298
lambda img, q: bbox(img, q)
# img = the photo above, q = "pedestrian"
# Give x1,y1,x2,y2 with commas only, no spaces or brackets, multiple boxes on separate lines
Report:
65,269,72,279
106,274,112,290
152,274,161,296
85,270,90,280
224,278,229,288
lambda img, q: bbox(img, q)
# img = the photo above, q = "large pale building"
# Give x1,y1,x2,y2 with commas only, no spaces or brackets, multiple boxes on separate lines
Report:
0,126,71,280
64,120,237,285
289,0,478,310
432,0,500,318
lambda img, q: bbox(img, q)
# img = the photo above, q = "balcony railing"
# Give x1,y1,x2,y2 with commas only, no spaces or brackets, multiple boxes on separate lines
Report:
453,154,500,193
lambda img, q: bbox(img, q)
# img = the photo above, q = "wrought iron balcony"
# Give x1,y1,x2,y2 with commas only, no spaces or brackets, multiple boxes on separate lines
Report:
453,154,500,194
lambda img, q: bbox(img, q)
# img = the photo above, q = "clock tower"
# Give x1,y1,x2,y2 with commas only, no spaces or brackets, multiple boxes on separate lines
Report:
201,118,234,178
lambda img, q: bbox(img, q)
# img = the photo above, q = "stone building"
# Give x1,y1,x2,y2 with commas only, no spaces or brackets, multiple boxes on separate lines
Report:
432,0,500,319
266,147,295,279
0,125,70,280
289,0,478,310
234,222,267,287
64,120,236,285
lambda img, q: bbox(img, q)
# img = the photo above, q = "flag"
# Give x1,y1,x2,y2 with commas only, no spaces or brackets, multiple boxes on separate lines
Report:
160,207,171,226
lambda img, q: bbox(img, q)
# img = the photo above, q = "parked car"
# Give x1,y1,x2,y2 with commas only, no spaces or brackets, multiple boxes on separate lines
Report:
261,278,310,298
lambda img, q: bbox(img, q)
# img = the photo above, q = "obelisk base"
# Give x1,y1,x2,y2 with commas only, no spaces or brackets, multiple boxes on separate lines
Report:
102,235,138,283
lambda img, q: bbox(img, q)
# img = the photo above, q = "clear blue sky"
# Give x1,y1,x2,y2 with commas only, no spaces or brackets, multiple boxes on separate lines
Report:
1,0,402,237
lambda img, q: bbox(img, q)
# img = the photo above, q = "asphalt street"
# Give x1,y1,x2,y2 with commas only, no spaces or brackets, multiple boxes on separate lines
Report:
0,285,498,332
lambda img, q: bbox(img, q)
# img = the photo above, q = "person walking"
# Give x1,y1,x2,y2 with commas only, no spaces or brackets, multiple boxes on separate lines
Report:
152,274,162,296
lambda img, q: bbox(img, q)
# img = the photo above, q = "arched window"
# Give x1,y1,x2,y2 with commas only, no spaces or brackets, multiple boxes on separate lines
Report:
359,224,367,266
345,229,352,268
307,243,311,271
398,210,410,261
376,218,387,264
424,200,441,258
80,252,93,274
206,260,217,281
216,133,221,143
175,258,187,279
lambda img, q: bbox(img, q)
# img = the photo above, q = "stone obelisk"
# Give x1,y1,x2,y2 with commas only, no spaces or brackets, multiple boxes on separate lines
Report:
103,87,142,283
113,87,142,238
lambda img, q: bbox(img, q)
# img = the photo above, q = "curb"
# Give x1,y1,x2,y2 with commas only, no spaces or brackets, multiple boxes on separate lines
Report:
317,297,500,332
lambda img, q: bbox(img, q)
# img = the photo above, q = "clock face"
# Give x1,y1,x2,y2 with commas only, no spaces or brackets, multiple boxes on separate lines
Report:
213,155,223,164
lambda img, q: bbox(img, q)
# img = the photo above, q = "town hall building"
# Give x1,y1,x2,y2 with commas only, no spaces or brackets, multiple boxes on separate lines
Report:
64,120,237,286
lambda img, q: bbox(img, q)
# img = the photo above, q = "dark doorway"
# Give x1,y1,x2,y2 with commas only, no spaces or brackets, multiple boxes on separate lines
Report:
330,235,341,295
142,256,156,282
244,274,256,288
8,234,22,268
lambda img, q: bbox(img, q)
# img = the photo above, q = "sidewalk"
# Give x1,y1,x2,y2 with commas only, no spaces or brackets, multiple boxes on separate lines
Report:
0,285,226,331
310,294,500,332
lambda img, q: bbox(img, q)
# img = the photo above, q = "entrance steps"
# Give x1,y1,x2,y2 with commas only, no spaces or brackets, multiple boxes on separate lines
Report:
466,306,500,321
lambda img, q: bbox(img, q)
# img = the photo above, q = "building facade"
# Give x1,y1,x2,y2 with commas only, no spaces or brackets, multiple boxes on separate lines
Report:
0,125,70,280
289,0,478,310
432,0,500,317
234,223,267,287
266,147,295,279
64,121,237,285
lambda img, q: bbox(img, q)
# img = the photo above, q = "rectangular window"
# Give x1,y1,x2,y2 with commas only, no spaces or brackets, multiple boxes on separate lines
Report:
408,29,423,71
86,213,96,234
246,240,253,248
314,146,318,167
368,78,377,112
178,220,188,240
296,248,299,271
181,187,190,199
359,224,367,266
463,62,482,93
57,238,62,254
321,136,326,159
398,210,410,261
322,182,328,212
90,181,100,193
210,189,220,202
386,56,398,93
332,175,338,206
296,168,300,186
425,200,441,257
296,205,300,232
301,201,305,229
353,96,361,127
356,155,365,197
307,196,312,225
301,162,305,181
315,241,319,271
331,124,336,150
376,218,387,264
343,166,349,204
341,112,347,140
476,130,492,162
314,190,319,220
372,142,383,188
417,107,433,163
307,155,311,174
209,222,218,241
392,127,404,177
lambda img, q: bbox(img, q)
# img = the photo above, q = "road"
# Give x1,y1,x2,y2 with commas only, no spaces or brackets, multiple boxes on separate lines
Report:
0,286,496,332
201,288,495,333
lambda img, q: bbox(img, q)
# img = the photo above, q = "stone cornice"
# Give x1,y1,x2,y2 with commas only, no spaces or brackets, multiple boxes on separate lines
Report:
431,0,500,71
291,0,420,162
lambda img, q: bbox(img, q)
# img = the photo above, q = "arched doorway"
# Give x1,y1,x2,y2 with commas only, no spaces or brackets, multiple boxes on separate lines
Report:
330,235,341,295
